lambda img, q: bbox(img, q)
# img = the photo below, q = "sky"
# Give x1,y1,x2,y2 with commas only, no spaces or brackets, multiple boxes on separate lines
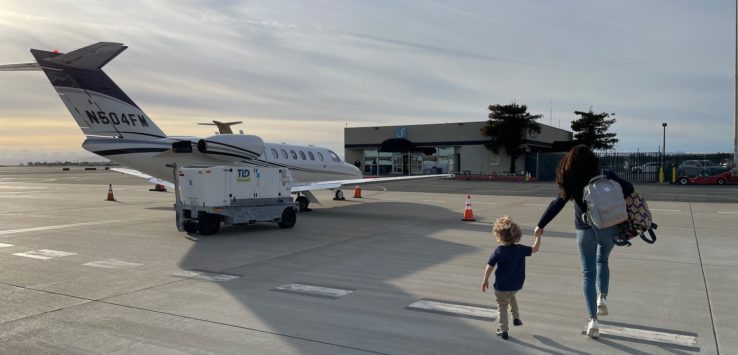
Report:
0,0,735,165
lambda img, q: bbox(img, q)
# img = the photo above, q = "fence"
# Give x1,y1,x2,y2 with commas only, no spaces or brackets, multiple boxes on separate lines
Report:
527,152,735,182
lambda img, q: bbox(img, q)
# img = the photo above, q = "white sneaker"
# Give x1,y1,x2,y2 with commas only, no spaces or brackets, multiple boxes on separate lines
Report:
586,318,600,338
597,295,608,316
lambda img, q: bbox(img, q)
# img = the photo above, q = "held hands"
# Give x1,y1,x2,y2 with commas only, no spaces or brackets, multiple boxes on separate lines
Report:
481,280,489,292
534,226,544,238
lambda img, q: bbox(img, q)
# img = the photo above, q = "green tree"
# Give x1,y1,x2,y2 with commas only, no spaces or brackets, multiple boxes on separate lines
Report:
480,103,542,174
571,110,618,150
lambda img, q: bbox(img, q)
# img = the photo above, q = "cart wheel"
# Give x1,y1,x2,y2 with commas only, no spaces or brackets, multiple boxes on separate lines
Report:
717,178,726,185
183,221,198,234
679,177,689,185
198,213,220,235
278,207,297,229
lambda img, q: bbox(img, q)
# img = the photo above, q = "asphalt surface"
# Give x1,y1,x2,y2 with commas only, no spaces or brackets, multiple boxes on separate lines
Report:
0,166,735,354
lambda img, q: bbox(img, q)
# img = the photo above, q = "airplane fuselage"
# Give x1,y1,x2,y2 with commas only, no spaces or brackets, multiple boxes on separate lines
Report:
82,136,363,184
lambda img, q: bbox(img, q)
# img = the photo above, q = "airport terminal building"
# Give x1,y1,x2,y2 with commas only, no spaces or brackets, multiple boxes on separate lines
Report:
344,121,573,176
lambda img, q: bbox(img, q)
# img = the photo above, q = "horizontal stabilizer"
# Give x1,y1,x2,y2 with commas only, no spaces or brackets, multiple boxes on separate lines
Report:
40,42,127,70
0,62,41,71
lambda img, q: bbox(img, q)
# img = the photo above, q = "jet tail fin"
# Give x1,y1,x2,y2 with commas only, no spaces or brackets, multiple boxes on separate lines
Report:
2,42,168,140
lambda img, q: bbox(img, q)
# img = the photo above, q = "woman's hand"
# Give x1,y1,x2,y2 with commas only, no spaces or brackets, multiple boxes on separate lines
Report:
534,226,544,238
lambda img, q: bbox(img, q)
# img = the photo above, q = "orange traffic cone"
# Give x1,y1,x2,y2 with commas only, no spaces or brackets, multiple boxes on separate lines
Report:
106,184,116,201
150,183,167,192
353,185,362,198
461,194,475,221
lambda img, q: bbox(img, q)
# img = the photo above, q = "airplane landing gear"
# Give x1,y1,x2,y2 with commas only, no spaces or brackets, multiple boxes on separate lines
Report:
333,190,345,201
296,194,311,212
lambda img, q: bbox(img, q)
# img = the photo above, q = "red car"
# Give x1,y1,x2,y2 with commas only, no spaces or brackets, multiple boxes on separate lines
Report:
681,169,738,185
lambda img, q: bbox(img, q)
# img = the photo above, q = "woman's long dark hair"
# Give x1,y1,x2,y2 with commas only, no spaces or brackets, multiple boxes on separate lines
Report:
556,145,601,202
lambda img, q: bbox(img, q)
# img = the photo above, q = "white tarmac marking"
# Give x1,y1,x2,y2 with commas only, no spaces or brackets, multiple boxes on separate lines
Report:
13,252,51,260
0,220,123,236
173,270,240,282
84,259,143,269
0,243,14,248
13,249,77,260
376,197,400,201
407,300,497,319
474,202,497,205
522,204,548,207
718,211,738,214
421,200,446,203
599,324,698,347
274,283,354,298
650,209,681,212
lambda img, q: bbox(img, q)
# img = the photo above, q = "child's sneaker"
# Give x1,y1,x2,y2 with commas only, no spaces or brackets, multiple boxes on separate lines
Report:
597,294,608,316
585,318,599,338
513,318,523,326
496,329,509,340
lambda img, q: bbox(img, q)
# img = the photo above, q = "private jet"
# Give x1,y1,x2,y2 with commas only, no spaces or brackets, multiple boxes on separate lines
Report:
1,42,451,211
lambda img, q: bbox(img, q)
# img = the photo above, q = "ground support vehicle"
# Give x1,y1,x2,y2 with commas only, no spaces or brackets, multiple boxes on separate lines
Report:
171,164,297,235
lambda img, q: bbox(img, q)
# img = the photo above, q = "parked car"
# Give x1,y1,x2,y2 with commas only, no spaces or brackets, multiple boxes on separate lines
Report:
633,162,661,173
677,160,727,177
680,169,738,185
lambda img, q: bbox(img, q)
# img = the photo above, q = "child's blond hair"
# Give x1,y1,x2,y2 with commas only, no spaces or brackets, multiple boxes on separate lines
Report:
493,215,522,245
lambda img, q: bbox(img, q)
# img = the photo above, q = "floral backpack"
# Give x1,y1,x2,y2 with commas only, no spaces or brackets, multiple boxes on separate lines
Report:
616,192,657,246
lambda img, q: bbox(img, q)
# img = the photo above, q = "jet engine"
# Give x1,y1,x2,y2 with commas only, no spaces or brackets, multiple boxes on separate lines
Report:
196,134,265,161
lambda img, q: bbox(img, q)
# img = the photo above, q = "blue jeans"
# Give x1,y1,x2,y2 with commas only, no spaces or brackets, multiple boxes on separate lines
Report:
576,225,618,319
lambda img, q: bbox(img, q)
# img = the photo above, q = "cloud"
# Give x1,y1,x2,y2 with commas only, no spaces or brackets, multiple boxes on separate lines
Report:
0,0,735,164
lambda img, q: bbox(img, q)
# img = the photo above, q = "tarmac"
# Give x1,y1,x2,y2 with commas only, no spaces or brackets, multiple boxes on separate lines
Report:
0,166,736,354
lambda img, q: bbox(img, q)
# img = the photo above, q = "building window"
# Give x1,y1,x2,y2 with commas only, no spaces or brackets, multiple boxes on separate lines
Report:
490,152,500,165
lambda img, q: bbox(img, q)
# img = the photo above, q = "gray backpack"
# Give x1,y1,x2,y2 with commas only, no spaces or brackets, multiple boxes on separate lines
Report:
582,174,628,228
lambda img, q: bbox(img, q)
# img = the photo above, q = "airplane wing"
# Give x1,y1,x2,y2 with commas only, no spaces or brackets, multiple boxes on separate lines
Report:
290,174,453,193
110,167,175,189
111,166,452,194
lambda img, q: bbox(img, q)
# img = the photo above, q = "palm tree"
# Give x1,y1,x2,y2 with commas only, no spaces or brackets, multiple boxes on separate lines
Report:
480,103,542,174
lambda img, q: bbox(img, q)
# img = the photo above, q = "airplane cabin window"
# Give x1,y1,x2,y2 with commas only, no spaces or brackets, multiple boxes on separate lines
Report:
299,151,306,160
290,150,298,160
280,149,288,159
271,148,278,159
308,151,315,160
317,152,324,161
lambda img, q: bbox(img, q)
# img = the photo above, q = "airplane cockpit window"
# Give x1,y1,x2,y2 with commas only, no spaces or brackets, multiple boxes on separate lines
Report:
280,149,288,159
299,151,307,160
308,151,315,160
328,150,341,162
290,150,298,160
317,152,324,161
271,148,278,159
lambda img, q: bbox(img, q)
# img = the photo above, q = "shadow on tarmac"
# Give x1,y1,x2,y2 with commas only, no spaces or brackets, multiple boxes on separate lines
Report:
175,201,541,354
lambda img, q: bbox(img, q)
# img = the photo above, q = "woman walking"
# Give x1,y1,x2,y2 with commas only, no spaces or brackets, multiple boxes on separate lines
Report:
534,145,633,338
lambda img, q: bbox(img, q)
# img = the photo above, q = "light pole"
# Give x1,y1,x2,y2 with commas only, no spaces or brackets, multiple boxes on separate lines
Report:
660,122,667,183
662,122,667,165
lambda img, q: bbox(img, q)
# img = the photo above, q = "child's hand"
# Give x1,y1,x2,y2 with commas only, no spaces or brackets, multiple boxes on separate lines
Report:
481,280,489,292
